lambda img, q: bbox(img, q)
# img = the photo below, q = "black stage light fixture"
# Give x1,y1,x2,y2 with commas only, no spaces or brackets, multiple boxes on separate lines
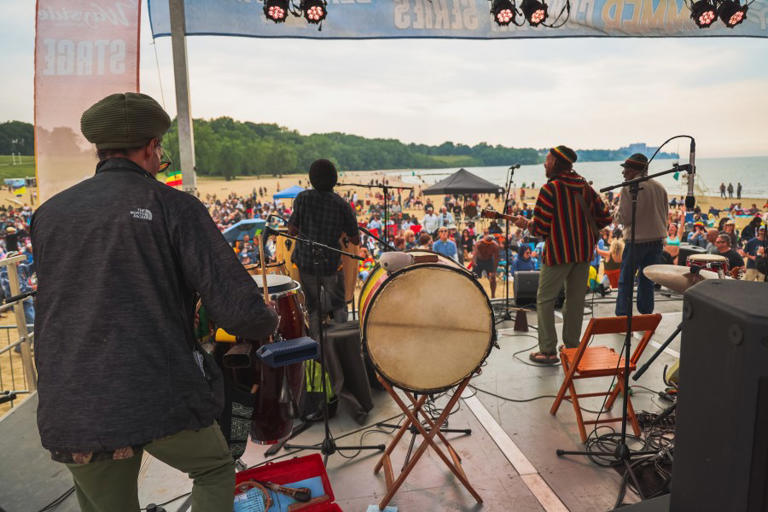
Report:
690,0,717,27
301,0,327,23
491,0,517,25
717,0,747,27
521,0,549,26
264,0,289,22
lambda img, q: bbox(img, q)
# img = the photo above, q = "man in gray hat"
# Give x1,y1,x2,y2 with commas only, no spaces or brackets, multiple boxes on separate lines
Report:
614,153,668,316
32,92,278,511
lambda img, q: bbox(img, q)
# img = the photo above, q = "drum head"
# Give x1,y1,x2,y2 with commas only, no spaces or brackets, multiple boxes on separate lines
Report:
364,264,493,393
688,254,727,263
252,274,298,294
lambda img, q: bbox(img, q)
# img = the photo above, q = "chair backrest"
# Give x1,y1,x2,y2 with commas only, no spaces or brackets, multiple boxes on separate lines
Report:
579,314,662,365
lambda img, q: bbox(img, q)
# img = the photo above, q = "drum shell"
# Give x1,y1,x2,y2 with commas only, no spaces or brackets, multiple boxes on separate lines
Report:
221,282,307,444
360,263,494,394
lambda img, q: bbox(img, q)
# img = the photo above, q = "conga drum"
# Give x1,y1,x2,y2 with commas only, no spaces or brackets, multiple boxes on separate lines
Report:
274,228,301,283
359,261,494,393
687,253,728,278
244,260,289,277
339,234,359,304
218,274,307,444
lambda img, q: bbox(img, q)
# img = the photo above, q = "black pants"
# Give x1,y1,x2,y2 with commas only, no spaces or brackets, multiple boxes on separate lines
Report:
299,269,347,335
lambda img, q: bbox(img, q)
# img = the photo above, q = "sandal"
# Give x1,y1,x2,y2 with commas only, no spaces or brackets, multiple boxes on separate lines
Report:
529,351,559,365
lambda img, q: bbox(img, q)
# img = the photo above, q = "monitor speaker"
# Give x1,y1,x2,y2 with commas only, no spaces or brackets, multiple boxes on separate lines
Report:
671,280,768,512
513,270,564,308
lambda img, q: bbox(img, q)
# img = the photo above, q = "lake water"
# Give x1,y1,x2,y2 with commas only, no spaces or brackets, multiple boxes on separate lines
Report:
390,156,768,199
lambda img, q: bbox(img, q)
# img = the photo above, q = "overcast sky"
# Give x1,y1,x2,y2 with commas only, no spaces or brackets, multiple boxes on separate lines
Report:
3,1,767,158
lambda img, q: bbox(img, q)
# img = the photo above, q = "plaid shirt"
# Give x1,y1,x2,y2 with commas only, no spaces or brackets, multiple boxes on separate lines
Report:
289,189,359,275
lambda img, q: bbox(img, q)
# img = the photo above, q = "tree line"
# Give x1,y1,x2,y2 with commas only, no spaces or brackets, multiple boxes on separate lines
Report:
2,119,677,178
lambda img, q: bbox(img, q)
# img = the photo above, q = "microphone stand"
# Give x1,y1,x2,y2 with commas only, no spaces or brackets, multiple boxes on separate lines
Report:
338,182,414,246
555,163,693,506
496,165,518,323
267,228,385,465
359,226,398,252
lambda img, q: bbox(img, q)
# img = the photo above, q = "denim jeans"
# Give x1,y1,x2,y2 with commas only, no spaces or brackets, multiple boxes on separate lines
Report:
615,241,663,316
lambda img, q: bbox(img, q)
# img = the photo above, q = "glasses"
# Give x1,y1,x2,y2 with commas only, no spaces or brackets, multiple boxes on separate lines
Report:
151,139,172,172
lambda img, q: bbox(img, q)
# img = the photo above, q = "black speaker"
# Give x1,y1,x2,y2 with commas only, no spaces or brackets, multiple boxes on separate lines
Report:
671,280,768,512
513,270,540,306
677,243,706,266
512,270,564,308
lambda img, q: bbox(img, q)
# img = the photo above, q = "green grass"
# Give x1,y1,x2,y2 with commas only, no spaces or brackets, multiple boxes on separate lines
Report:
0,155,36,179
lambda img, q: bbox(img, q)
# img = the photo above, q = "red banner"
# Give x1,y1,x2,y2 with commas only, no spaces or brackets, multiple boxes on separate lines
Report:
34,0,141,202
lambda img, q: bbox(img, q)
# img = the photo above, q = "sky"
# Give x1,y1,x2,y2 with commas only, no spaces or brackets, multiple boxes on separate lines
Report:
2,1,768,158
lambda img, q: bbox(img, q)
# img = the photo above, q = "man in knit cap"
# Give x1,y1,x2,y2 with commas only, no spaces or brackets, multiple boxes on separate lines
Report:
32,92,278,511
288,158,360,330
515,145,612,364
614,153,668,316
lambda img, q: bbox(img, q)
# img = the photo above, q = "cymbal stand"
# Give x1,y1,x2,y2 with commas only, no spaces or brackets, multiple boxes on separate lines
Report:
555,163,693,505
338,182,414,246
267,229,385,465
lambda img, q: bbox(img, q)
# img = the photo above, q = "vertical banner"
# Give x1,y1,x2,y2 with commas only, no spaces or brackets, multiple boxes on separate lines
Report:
34,0,141,203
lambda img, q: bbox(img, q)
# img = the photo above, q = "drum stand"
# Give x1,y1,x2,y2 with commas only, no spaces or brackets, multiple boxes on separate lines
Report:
555,161,694,506
269,230,385,465
375,395,471,471
373,375,482,510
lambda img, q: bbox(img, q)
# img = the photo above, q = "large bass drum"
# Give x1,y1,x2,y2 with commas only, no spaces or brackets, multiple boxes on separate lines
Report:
359,259,494,393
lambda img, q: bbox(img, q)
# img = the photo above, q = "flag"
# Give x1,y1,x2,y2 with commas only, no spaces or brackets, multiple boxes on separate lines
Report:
673,171,680,181
13,185,27,197
165,170,182,187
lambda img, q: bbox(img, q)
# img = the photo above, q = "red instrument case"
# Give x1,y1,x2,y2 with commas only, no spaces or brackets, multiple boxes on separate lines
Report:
235,454,342,512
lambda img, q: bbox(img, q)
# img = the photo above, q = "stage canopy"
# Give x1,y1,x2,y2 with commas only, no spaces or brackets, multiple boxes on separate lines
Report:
148,0,768,39
273,185,305,199
423,168,503,195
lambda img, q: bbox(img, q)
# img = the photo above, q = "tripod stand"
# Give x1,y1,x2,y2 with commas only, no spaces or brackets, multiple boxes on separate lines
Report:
338,181,414,246
267,228,385,464
555,162,694,504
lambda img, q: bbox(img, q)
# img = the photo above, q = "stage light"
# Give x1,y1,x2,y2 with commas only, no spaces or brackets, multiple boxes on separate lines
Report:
263,0,289,22
717,0,747,27
301,0,327,23
491,0,517,26
690,0,717,27
521,0,548,26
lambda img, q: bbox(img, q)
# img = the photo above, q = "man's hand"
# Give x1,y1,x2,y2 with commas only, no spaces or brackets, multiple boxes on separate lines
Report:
514,216,530,230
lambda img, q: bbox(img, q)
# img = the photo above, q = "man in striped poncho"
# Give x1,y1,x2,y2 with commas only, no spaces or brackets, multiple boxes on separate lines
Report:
515,146,612,364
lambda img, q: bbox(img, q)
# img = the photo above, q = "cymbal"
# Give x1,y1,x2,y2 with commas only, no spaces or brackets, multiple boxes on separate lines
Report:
643,264,720,294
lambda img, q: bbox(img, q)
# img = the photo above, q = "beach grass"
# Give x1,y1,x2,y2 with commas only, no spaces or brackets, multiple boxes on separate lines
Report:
0,155,35,180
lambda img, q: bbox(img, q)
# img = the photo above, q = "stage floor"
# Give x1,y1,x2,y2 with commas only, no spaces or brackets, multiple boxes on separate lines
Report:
0,292,683,512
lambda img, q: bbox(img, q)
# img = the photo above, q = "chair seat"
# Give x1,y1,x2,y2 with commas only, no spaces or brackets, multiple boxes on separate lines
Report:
561,346,635,374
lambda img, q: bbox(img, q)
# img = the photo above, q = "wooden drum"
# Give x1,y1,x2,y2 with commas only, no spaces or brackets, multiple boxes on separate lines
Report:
359,260,494,393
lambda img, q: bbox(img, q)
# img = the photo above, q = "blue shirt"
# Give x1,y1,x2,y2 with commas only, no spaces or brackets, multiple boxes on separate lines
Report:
511,257,536,274
744,237,764,269
432,239,457,260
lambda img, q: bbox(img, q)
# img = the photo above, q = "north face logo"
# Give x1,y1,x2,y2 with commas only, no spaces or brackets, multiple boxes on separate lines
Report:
129,208,153,221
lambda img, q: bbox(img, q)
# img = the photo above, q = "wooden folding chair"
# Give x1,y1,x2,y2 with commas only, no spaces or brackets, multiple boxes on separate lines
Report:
550,314,662,443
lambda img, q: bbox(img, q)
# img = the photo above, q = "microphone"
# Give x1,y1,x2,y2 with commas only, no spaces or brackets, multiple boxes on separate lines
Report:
509,163,521,170
685,139,696,209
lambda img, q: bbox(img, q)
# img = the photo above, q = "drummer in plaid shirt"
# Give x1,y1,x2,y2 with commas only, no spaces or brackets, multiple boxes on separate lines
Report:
288,159,360,329
515,145,612,364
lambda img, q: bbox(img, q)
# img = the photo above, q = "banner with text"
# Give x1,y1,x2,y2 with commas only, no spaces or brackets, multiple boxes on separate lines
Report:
35,0,140,203
148,0,768,39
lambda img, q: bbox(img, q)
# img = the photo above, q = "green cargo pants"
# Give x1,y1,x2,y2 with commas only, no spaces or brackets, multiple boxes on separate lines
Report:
536,261,590,354
66,424,235,512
